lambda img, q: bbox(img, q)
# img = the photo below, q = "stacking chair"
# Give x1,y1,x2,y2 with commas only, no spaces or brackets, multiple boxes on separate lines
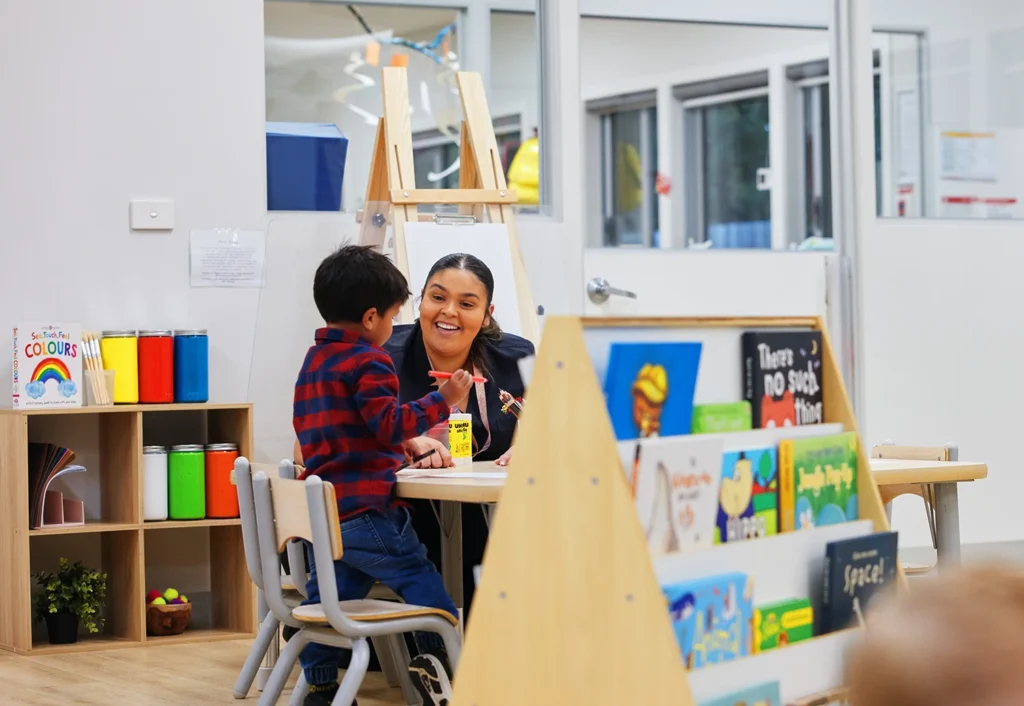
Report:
252,471,462,706
233,458,310,703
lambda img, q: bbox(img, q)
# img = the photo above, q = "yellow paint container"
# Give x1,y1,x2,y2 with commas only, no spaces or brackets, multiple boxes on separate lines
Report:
448,413,473,466
100,330,139,404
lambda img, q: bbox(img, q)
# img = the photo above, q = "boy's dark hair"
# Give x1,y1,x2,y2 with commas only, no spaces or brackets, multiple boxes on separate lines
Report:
313,245,411,324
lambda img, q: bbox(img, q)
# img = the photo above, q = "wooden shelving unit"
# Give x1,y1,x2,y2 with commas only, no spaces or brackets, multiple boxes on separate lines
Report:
0,402,257,655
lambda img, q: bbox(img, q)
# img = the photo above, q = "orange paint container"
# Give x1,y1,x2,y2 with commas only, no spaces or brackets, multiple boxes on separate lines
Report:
204,443,239,518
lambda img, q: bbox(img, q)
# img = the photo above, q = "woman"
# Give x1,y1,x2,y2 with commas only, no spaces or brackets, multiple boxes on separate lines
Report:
385,253,533,613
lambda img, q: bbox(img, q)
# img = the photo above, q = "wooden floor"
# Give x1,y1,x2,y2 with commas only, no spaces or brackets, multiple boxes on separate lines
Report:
0,640,405,705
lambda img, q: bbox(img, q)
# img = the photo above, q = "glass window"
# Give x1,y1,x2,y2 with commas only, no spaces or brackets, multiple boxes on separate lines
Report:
685,92,771,248
598,106,659,247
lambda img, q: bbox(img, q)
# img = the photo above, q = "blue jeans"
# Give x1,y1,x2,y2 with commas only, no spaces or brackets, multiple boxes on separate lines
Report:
299,506,457,686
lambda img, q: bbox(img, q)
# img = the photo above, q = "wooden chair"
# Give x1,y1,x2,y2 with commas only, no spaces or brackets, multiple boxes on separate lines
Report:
871,442,957,575
252,471,461,706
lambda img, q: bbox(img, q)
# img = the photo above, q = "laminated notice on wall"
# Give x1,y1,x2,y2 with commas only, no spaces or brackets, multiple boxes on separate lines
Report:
939,131,997,182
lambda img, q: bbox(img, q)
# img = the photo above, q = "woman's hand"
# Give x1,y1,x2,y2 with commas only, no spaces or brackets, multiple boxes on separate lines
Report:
404,436,452,469
496,447,513,467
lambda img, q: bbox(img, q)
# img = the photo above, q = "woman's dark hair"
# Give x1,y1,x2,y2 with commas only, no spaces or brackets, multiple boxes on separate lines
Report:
422,253,503,372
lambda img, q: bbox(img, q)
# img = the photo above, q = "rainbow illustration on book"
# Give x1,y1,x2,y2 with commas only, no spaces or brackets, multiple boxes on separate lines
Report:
12,323,82,408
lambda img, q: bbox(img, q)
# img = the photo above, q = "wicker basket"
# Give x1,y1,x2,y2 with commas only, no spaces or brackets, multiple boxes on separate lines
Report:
146,602,192,637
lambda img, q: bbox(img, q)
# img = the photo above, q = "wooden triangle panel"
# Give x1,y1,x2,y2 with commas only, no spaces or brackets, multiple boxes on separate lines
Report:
451,317,694,705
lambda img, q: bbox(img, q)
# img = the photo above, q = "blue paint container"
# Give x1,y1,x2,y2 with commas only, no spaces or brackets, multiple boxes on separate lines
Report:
173,329,209,403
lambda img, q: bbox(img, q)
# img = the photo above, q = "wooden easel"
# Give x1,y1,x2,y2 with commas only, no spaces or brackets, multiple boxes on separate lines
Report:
357,67,540,343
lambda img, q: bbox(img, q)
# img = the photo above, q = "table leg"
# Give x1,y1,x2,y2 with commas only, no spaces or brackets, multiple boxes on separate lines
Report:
440,500,464,610
934,482,961,570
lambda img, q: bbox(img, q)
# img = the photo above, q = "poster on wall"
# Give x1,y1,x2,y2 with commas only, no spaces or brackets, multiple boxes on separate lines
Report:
939,131,998,182
984,198,1018,219
939,196,979,219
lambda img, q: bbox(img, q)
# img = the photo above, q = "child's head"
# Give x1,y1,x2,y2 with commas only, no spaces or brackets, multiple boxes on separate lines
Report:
313,245,411,346
846,565,1024,706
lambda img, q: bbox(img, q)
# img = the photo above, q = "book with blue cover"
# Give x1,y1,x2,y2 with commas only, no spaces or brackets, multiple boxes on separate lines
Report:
715,446,778,543
699,680,781,706
821,531,898,634
663,572,753,670
603,341,702,441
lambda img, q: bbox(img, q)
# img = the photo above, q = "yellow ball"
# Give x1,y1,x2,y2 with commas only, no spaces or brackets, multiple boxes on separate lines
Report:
180,595,189,604
151,597,167,605
163,588,179,601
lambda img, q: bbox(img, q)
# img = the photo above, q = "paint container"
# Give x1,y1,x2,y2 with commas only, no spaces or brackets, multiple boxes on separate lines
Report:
138,330,174,404
143,446,169,521
173,330,209,403
448,413,473,466
168,444,205,520
99,330,138,404
204,443,240,518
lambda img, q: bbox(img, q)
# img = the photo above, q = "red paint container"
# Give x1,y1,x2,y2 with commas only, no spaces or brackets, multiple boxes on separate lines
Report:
138,330,174,403
205,443,240,518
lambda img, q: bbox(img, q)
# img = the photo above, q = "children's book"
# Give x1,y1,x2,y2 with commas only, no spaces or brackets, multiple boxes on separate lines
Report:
753,598,813,652
699,681,781,706
742,331,822,428
778,432,858,532
691,401,753,434
821,531,898,634
12,323,83,408
787,688,849,706
632,436,723,556
604,341,702,441
664,572,753,670
715,446,778,543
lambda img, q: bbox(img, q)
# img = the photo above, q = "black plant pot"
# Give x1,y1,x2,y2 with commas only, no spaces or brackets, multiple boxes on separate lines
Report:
44,611,79,644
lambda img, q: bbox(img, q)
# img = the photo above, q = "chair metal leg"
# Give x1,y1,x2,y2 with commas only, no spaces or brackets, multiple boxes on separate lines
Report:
258,630,309,706
334,638,371,706
438,624,461,670
234,602,281,698
372,635,400,688
385,632,420,706
289,672,310,706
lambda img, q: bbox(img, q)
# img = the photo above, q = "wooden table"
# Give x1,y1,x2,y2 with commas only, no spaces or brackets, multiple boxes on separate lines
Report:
869,457,988,569
396,462,504,609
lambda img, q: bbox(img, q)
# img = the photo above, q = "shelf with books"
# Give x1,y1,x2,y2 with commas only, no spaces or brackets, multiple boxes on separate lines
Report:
0,402,255,655
451,315,900,706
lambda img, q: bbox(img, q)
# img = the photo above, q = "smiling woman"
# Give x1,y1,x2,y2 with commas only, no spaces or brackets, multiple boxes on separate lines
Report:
385,252,534,612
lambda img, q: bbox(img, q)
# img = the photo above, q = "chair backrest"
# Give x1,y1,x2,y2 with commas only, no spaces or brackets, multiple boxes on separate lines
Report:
234,457,265,590
871,444,949,461
277,460,310,598
252,471,363,634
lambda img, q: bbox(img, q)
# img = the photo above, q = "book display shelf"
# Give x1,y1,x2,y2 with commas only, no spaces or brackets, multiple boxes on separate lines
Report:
451,316,906,706
0,403,257,655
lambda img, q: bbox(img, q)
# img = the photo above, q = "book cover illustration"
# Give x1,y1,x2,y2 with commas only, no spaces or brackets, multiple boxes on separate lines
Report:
604,341,702,441
12,323,83,408
753,598,813,652
821,531,898,634
715,446,778,544
741,331,822,428
633,436,723,556
699,681,781,706
691,401,753,434
664,572,753,670
778,432,858,532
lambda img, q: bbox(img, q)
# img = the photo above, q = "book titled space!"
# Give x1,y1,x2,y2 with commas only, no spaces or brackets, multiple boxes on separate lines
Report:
12,323,83,408
821,531,898,634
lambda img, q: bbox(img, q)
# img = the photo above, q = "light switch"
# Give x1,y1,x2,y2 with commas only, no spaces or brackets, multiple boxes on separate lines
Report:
130,200,175,231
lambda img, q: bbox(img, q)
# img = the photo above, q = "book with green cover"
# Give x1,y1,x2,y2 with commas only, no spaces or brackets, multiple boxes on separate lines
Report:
753,597,813,652
691,401,753,434
779,431,858,531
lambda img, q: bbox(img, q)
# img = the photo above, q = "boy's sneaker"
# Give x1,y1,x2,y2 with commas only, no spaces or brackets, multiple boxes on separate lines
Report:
304,683,352,706
408,653,452,705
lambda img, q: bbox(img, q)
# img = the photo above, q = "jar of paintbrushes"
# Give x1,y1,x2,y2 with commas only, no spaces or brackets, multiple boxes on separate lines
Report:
82,332,115,406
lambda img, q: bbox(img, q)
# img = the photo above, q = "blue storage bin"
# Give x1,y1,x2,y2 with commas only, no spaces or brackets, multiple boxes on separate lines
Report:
173,330,209,403
707,220,772,249
266,122,349,212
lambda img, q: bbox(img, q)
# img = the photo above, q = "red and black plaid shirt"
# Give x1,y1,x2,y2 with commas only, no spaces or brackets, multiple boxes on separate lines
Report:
293,328,449,519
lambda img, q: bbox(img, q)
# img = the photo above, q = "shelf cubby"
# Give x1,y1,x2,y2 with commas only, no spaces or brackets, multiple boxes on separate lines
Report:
0,402,256,655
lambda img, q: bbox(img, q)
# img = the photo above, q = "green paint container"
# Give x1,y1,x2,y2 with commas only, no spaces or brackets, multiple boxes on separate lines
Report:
168,444,206,520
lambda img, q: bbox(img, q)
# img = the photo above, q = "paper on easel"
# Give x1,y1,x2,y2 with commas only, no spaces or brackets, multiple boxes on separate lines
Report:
403,222,524,338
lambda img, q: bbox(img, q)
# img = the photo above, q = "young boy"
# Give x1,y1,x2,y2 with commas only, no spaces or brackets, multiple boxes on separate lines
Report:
293,244,472,706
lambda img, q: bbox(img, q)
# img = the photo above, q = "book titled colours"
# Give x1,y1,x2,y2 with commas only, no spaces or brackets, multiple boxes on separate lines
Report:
12,323,83,408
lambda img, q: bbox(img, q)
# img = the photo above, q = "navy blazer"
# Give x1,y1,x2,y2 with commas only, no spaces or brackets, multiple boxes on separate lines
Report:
383,323,534,461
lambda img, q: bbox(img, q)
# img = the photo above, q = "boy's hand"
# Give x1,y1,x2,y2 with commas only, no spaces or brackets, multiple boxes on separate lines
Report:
438,369,473,407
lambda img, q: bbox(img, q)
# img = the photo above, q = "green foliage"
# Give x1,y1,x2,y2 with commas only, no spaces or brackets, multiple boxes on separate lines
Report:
33,558,107,633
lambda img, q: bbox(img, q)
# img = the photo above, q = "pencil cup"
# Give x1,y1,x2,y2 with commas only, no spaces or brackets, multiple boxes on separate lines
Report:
448,413,473,466
85,370,115,407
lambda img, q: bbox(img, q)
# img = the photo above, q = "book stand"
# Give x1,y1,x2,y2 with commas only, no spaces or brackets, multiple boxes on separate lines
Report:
356,67,540,343
451,315,905,705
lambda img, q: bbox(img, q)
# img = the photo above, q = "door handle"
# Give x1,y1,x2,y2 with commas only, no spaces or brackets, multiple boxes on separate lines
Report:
586,277,637,305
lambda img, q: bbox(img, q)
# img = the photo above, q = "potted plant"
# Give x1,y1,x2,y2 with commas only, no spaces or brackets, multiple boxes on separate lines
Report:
33,557,107,645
